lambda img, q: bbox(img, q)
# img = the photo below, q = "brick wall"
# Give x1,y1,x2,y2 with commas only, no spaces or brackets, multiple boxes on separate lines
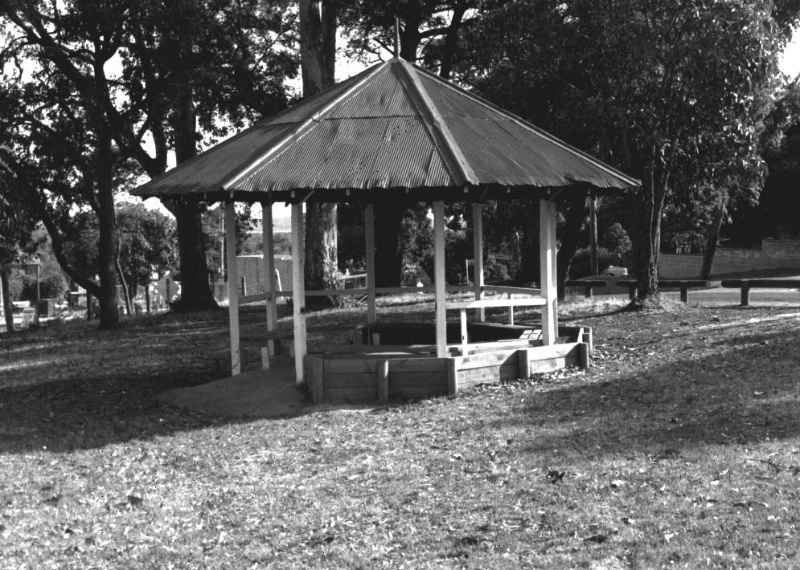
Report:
659,240,800,278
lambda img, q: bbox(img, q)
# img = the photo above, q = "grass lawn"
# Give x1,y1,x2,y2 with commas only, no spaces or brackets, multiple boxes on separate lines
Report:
1,297,799,569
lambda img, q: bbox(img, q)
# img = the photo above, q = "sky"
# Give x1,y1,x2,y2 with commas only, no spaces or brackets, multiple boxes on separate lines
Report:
781,34,800,77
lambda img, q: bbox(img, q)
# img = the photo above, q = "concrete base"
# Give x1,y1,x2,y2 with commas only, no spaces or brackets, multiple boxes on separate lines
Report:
157,359,306,418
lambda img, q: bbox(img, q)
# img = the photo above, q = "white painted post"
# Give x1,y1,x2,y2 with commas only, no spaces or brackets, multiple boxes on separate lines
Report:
225,202,241,375
434,201,447,358
365,204,376,324
472,203,485,322
539,199,557,345
291,204,307,385
261,202,277,356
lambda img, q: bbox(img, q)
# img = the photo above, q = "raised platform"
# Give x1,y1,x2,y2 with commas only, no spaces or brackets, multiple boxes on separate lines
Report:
305,324,591,403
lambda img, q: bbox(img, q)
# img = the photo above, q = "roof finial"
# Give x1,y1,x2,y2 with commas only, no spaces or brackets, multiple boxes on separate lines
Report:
394,16,400,58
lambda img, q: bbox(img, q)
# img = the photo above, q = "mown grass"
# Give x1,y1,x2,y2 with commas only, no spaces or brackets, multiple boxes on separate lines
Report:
1,298,799,569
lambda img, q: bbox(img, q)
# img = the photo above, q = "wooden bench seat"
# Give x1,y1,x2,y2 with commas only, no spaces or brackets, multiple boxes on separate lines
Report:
565,280,607,298
620,279,712,303
720,279,800,306
240,329,294,370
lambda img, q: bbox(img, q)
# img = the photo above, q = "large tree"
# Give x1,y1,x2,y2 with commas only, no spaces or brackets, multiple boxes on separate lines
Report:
118,0,295,311
456,0,798,301
0,144,34,333
0,0,296,326
1,1,135,329
299,0,339,302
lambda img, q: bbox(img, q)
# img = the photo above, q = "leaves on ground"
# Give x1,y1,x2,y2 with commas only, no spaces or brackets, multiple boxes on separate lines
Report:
2,298,800,568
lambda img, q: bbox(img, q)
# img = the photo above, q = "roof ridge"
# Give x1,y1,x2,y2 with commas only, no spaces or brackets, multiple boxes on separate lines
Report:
410,63,640,188
394,59,479,188
220,61,392,195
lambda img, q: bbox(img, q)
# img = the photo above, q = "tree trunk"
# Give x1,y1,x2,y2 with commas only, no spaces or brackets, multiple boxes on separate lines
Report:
1,267,14,333
305,203,339,309
158,3,219,313
300,0,336,93
399,3,423,61
589,194,599,276
300,0,338,306
116,243,133,316
438,4,467,79
632,153,669,301
95,128,121,330
516,201,541,285
700,192,728,279
165,198,218,311
557,193,587,300
375,201,406,287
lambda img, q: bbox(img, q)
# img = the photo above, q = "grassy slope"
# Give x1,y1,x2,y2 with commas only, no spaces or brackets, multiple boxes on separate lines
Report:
1,299,799,569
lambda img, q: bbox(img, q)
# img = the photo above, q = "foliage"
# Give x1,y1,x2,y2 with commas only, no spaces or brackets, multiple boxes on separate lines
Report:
0,0,297,321
601,223,632,264
339,0,480,77
569,247,614,279
483,255,511,283
15,232,69,303
116,203,178,294
0,145,35,268
58,204,177,301
455,0,798,298
201,205,254,279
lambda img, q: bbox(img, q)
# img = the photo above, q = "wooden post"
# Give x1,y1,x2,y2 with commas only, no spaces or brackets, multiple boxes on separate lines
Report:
261,201,278,355
446,357,458,395
225,202,241,375
377,359,389,403
365,204,376,324
434,201,447,358
472,203,485,322
578,342,590,369
291,204,307,385
539,199,557,345
307,356,324,403
741,283,751,307
518,349,531,379
460,308,468,354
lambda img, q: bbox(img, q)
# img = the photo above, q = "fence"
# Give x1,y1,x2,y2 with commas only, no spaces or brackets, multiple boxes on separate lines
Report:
659,239,800,278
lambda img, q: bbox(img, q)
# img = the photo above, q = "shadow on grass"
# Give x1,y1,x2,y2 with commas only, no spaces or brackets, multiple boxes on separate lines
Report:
508,324,800,458
0,372,237,455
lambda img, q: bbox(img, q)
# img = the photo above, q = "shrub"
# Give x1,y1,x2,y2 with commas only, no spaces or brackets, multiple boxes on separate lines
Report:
569,247,615,279
21,272,68,302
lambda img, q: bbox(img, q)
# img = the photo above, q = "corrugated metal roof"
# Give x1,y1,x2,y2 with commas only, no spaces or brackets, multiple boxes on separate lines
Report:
132,57,639,203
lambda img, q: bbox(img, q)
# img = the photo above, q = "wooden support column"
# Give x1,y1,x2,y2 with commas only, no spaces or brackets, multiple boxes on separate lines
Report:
460,309,468,354
291,204,307,385
365,204,376,324
261,202,278,356
539,199,557,345
225,201,241,375
434,200,447,358
472,203,485,322
377,359,389,403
